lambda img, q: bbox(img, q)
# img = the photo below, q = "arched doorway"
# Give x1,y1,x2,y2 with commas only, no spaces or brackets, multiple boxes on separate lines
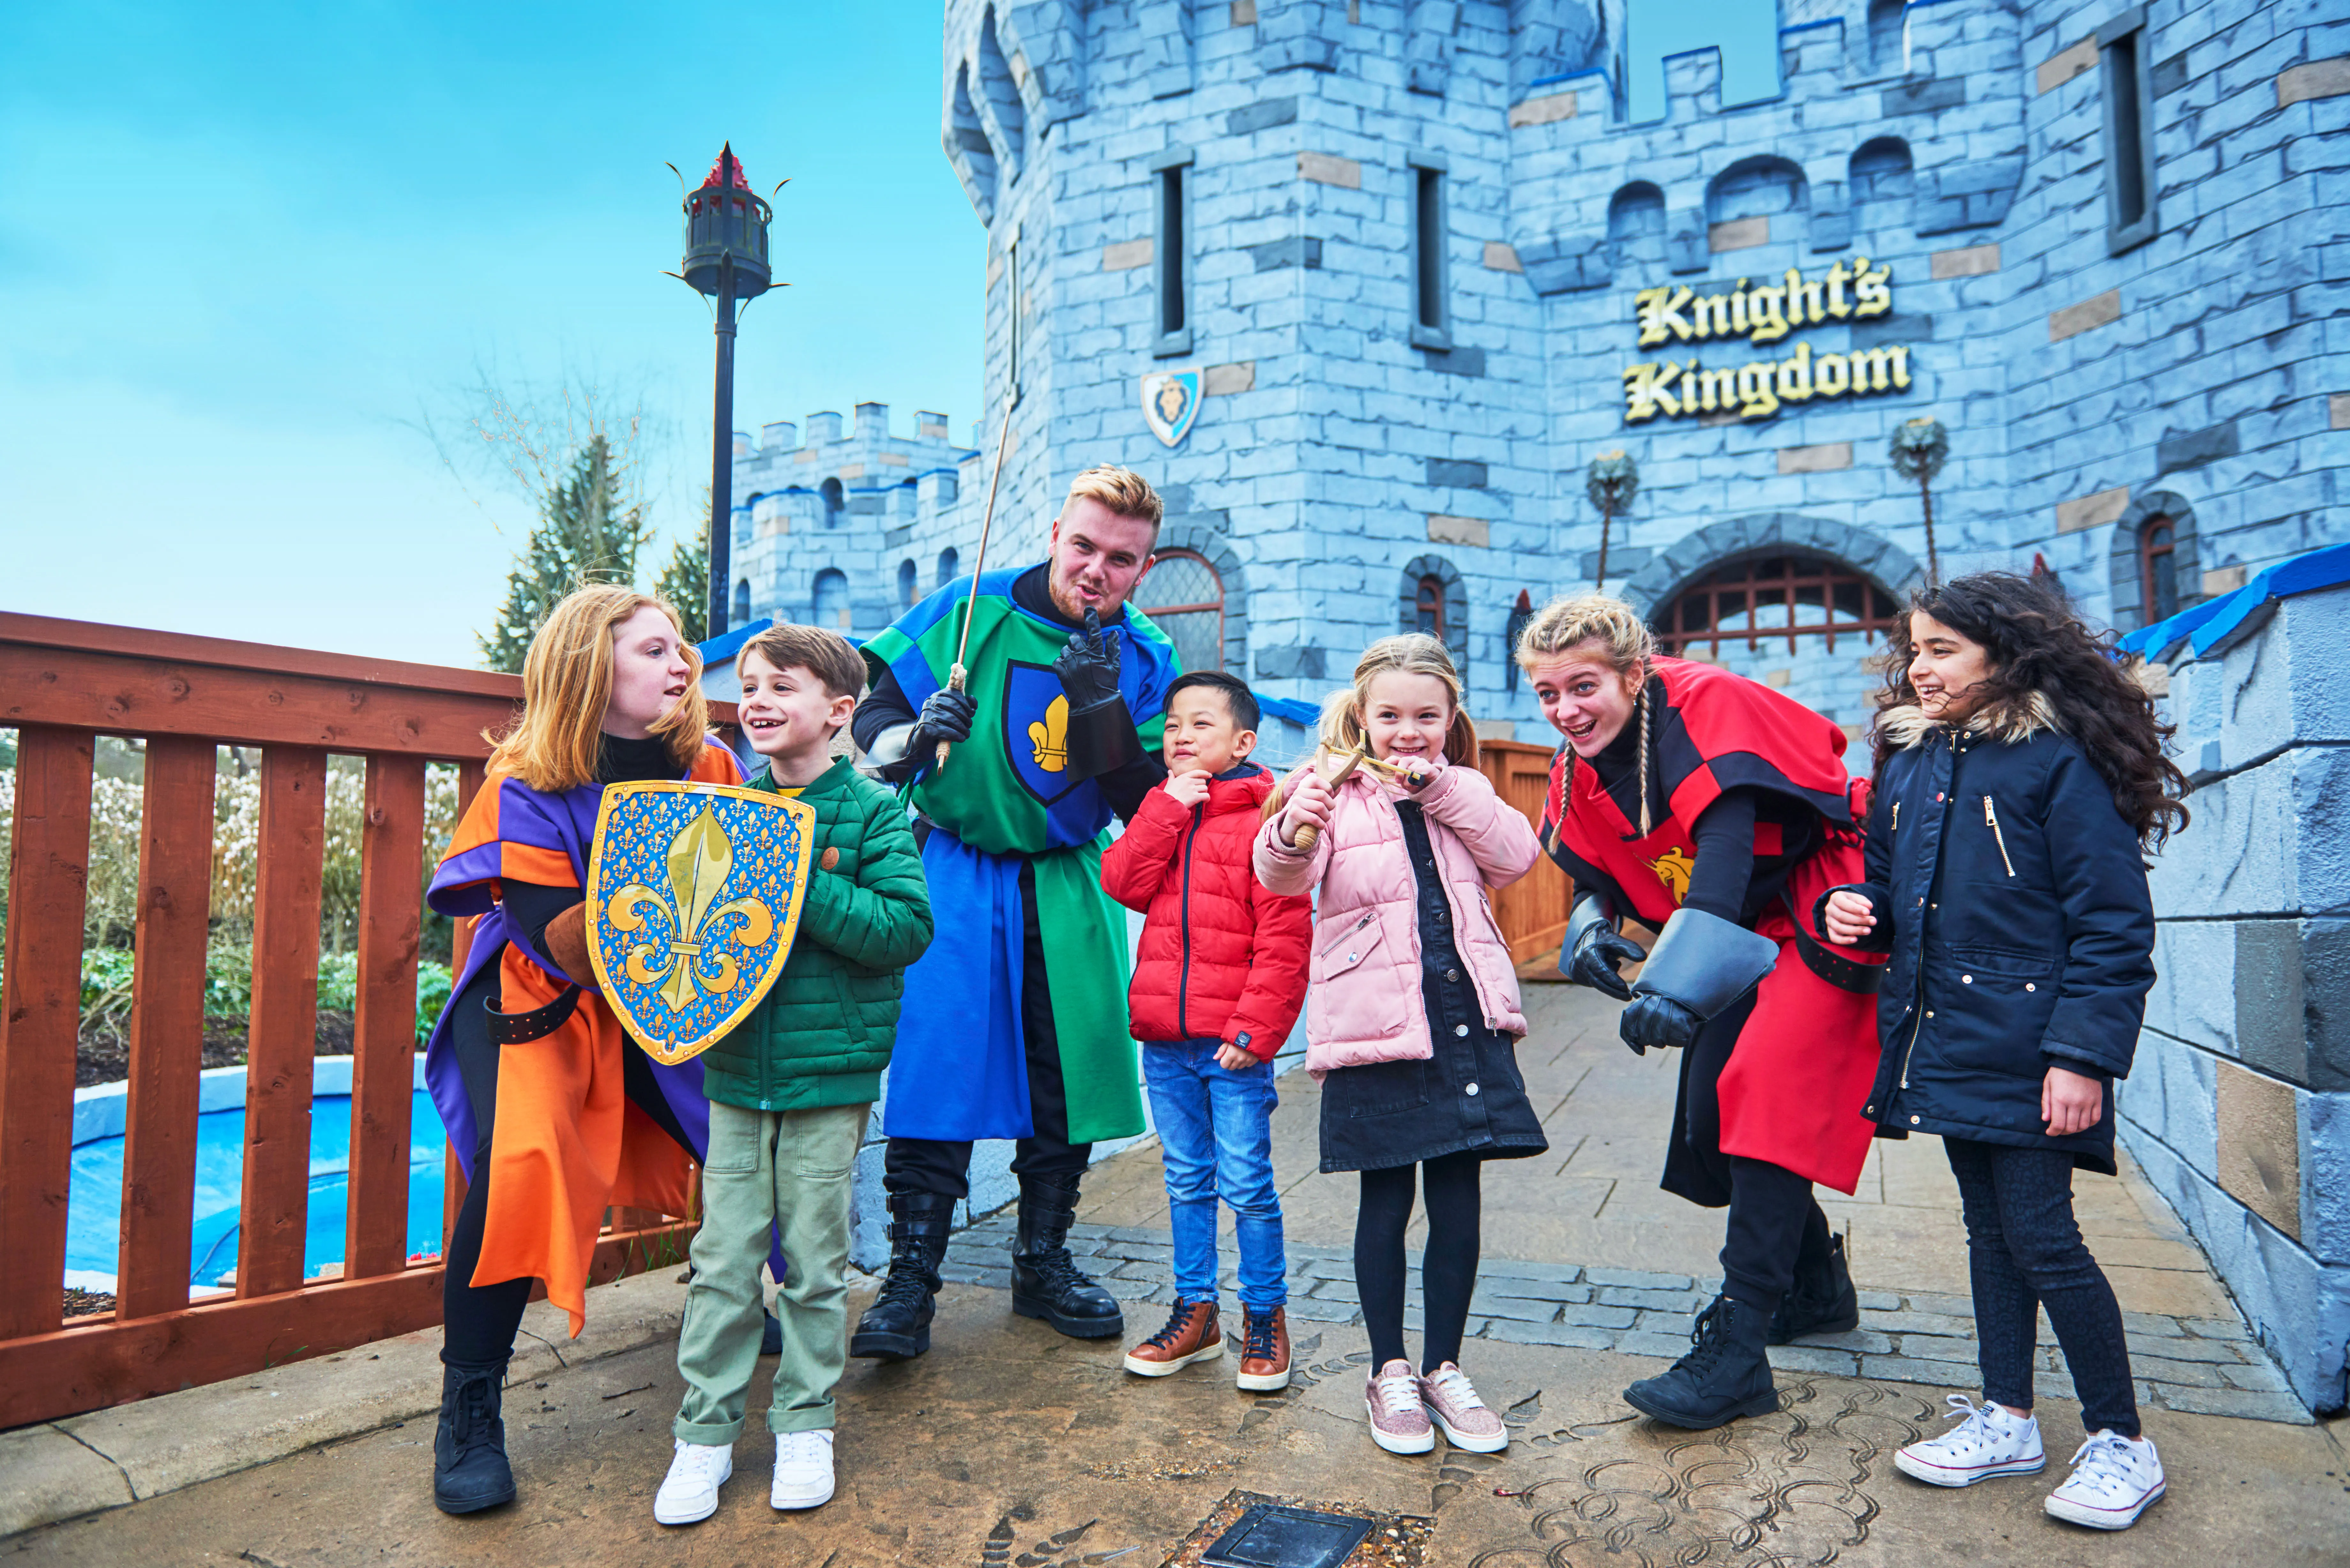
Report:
1651,553,1902,658
812,569,851,630
1138,549,1224,675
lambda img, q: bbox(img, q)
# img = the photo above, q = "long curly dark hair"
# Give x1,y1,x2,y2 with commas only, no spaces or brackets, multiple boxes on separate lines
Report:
1871,571,2190,850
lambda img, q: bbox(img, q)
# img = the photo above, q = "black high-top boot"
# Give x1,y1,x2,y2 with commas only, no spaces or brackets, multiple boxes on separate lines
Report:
851,1191,956,1361
1768,1232,1859,1345
432,1357,516,1514
1622,1295,1778,1430
1009,1173,1123,1339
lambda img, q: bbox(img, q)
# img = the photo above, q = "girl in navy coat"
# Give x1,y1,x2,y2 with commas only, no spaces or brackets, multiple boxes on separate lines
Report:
1823,572,2188,1532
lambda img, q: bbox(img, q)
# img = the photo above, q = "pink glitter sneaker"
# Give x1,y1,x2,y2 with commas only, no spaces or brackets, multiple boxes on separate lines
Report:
1419,1362,1508,1452
1364,1359,1436,1455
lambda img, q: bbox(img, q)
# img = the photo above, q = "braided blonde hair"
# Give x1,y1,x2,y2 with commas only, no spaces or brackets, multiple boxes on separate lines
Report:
1514,593,1657,836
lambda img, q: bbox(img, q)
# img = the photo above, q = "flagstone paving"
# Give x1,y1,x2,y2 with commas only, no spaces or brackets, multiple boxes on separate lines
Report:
8,980,2346,1563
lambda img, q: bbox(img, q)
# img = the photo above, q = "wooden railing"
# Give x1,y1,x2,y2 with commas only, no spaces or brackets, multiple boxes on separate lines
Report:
1475,738,1572,965
0,614,706,1428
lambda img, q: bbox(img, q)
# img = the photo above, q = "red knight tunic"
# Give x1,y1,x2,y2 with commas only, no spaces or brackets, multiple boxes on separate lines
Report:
1541,658,1886,1196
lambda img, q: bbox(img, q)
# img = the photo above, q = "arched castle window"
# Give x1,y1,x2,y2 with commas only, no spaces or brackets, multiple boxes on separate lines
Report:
1849,138,1914,229
1867,0,1907,72
812,569,850,630
1707,156,1808,250
898,559,918,607
1652,554,1899,657
1399,556,1468,672
732,579,752,627
2139,518,2179,626
820,479,844,530
1138,549,1224,675
1606,182,1666,272
936,547,960,588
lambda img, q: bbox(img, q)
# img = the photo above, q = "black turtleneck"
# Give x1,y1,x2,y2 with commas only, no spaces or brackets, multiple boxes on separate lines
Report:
500,732,685,955
597,731,679,786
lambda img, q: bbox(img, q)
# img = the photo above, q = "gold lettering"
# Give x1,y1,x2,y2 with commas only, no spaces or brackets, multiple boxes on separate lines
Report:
1816,351,1852,396
1825,261,1853,319
1697,363,1739,412
1748,284,1790,343
1635,286,1694,347
1730,279,1750,334
1853,345,1912,392
1692,292,1732,338
1775,341,1814,401
1785,268,1826,327
1735,361,1779,419
1853,256,1891,318
1622,361,1684,419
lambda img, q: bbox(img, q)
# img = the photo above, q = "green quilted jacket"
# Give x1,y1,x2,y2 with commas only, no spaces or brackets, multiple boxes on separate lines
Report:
698,756,933,1112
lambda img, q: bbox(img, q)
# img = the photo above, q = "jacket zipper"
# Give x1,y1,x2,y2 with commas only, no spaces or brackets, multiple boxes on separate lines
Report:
1176,803,1201,1037
1891,801,1900,832
1983,795,2016,877
1318,910,1375,958
1896,987,1927,1089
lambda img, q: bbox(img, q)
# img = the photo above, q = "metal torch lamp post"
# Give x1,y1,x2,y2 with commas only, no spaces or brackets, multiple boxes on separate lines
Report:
679,143,774,638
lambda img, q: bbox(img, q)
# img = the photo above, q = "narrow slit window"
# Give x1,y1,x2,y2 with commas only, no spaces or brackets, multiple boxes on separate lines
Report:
1408,155,1450,351
1151,147,1194,357
1005,238,1022,399
2098,8,2158,253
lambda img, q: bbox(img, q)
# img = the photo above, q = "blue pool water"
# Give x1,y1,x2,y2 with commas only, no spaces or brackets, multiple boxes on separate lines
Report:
67,1089,448,1289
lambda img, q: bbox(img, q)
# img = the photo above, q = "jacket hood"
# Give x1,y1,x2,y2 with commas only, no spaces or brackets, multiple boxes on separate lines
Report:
1877,690,2059,751
1204,760,1275,813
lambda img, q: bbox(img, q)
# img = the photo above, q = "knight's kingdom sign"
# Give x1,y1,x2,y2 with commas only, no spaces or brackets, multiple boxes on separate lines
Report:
585,781,815,1065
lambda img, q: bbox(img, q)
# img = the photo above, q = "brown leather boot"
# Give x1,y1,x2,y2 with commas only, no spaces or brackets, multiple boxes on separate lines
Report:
1122,1299,1223,1377
1237,1305,1291,1392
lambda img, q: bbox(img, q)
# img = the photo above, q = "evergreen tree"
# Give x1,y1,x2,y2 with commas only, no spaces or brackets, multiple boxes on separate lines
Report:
653,494,712,646
478,434,653,672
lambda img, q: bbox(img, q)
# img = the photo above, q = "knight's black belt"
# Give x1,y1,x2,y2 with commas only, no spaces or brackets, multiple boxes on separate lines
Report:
1785,898,1884,994
485,983,583,1045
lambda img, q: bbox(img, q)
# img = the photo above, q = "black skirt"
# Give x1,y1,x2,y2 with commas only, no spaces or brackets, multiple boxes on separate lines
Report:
1317,962,1548,1172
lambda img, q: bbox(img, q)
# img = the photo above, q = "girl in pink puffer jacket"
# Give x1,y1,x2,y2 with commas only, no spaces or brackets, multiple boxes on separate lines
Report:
1254,635,1543,1460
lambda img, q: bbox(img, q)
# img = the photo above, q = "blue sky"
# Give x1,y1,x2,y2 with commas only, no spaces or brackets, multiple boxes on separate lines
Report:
1,1,1774,667
0,2,983,664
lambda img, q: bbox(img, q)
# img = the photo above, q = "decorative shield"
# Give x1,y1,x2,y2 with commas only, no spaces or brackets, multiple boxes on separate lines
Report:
1140,367,1201,447
585,781,816,1065
998,660,1089,806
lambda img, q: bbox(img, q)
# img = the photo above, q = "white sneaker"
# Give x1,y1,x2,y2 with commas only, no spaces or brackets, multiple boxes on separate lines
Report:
771,1429,836,1511
2045,1429,2165,1530
653,1439,732,1525
1893,1396,2045,1487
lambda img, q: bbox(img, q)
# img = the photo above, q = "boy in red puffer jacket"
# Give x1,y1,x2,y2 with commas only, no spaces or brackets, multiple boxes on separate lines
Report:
1100,671,1311,1392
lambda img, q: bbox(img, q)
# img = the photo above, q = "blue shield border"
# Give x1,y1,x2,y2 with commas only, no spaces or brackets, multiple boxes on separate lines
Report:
1141,368,1201,447
584,781,816,1065
999,660,1088,806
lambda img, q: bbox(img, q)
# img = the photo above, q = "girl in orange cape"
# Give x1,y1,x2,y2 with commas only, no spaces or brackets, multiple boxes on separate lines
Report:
421,586,740,1514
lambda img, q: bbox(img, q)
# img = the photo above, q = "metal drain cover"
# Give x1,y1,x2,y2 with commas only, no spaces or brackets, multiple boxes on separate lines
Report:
1201,1504,1376,1568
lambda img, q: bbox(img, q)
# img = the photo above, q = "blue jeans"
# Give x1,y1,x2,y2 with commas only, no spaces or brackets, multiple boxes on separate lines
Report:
1141,1039,1288,1310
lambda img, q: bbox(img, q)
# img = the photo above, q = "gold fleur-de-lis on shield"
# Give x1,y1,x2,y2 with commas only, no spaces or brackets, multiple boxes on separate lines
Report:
1029,694,1069,773
606,806,774,1010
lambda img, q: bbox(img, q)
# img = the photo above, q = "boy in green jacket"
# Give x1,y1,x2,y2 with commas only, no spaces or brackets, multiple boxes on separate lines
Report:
655,624,932,1527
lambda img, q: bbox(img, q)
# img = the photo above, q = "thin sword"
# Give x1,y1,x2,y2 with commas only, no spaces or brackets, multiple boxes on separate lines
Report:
935,394,1019,772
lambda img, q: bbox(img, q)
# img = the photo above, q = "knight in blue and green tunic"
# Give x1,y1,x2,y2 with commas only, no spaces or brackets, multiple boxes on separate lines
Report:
848,474,1179,1354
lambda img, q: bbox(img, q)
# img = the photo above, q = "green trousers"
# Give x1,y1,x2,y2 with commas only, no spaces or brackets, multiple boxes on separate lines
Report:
674,1099,870,1444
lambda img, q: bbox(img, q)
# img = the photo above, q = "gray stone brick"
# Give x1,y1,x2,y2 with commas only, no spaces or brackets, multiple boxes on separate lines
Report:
939,1262,1012,1287
1856,1291,1904,1312
1555,1302,1640,1331
2151,1385,2315,1424
2126,1355,2229,1388
2118,1311,2188,1338
1225,97,1298,136
1285,1297,1366,1324
2122,1332,2246,1364
2180,1316,2254,1342
1881,78,1966,115
1247,236,1323,271
1311,1278,1363,1304
1586,1268,1697,1290
1477,1260,1587,1286
1425,457,1488,488
1598,1286,1702,1311
1481,1320,1619,1351
1420,346,1485,377
2216,1357,2294,1393
1899,1293,1979,1319
1768,1345,1862,1376
1891,1333,1981,1363
1861,1310,1975,1338
1786,1329,1896,1355
1860,1355,1979,1389
1614,1331,1694,1359
2157,418,2240,476
1469,1293,1564,1324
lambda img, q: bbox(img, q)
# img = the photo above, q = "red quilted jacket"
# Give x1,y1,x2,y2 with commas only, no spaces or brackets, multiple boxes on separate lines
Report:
1099,763,1312,1060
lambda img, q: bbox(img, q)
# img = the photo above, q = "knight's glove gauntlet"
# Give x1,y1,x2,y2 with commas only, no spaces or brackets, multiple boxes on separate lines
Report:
1617,908,1779,1054
1054,609,1140,780
1562,896,1645,1003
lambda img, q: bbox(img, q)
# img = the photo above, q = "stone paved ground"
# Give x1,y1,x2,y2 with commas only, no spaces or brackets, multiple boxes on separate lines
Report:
963,981,2309,1425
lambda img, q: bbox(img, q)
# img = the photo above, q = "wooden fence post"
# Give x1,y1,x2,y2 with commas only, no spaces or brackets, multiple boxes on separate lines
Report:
236,747,327,1299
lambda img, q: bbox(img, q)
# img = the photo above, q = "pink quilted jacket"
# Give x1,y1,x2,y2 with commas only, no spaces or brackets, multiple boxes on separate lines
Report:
1253,760,1540,1077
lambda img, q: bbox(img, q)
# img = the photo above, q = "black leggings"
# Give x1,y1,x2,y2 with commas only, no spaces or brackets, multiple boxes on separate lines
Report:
1947,1137,2139,1437
440,957,697,1366
1355,1151,1482,1374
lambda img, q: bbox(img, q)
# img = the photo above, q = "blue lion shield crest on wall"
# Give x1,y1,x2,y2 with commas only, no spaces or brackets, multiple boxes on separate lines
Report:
585,781,816,1065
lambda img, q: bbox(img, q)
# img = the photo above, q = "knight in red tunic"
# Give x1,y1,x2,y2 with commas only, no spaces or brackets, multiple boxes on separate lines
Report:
1517,595,1886,1431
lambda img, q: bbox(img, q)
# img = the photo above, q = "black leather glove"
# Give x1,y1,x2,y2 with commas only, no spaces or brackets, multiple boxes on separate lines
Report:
912,686,976,750
1566,919,1646,1002
1051,609,1124,712
1619,993,1702,1053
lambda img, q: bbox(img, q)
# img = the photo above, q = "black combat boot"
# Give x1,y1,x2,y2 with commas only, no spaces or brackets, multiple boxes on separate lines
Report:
1622,1294,1778,1430
432,1357,516,1514
1768,1232,1859,1345
1009,1172,1124,1339
851,1191,956,1360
